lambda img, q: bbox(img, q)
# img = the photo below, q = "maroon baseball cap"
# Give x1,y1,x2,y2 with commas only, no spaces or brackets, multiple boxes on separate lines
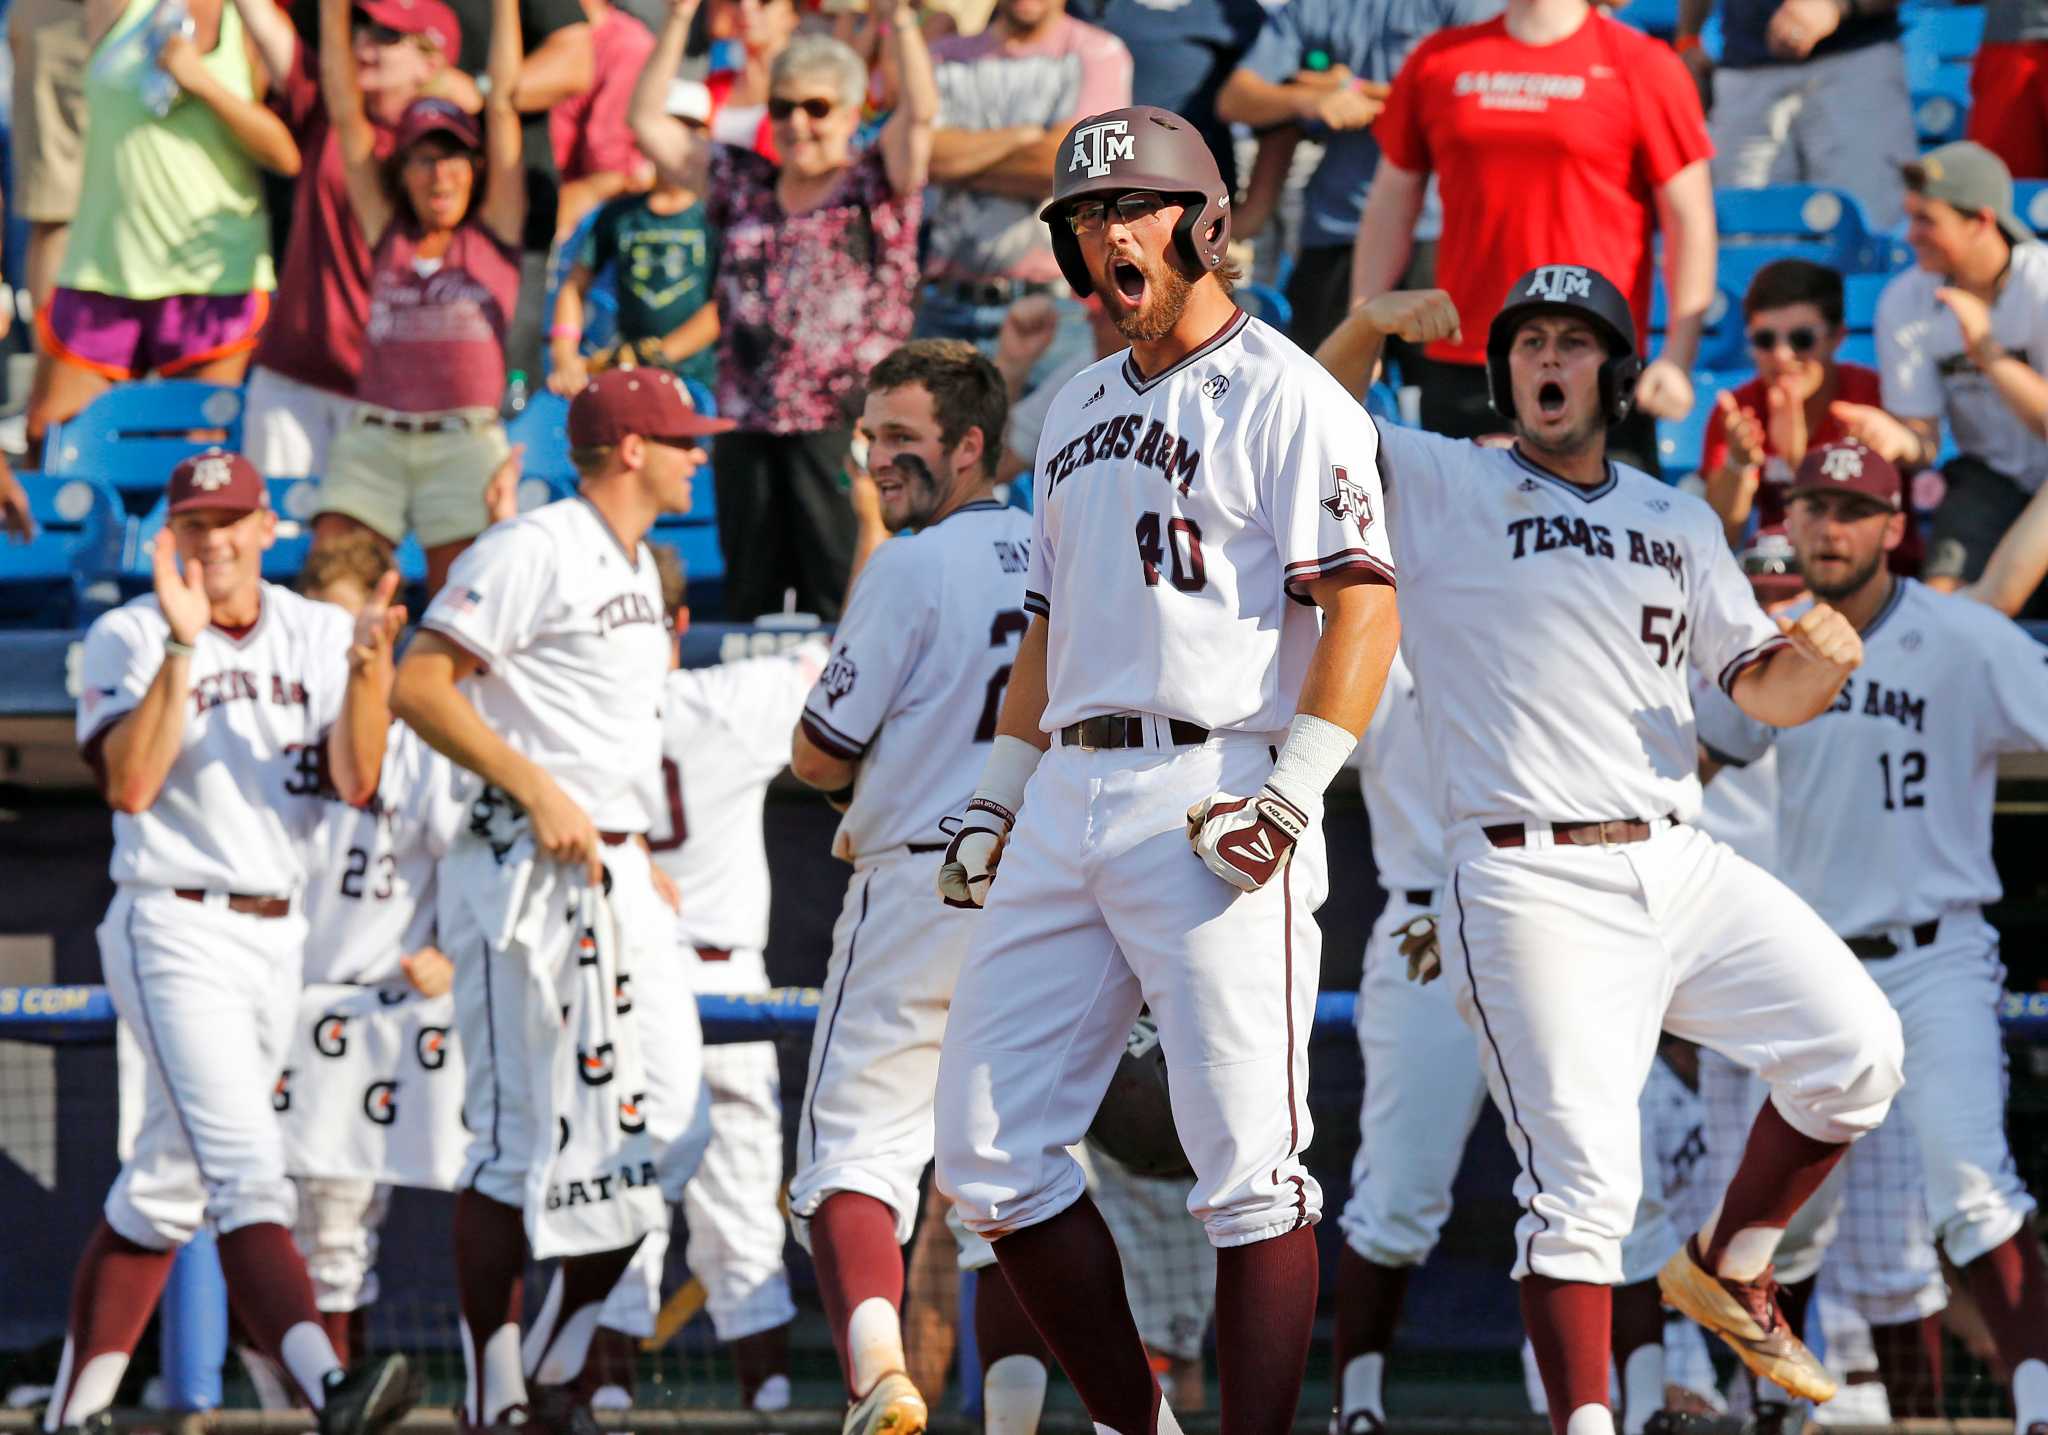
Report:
567,369,737,448
1786,439,1903,511
394,97,481,154
358,0,461,55
167,449,266,515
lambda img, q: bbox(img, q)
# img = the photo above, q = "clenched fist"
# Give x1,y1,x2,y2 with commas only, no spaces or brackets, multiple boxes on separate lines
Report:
1360,289,1462,348
937,797,1014,908
1777,603,1863,677
1187,786,1308,893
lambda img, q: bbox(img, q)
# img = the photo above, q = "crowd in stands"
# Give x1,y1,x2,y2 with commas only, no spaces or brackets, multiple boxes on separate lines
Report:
5,0,2048,621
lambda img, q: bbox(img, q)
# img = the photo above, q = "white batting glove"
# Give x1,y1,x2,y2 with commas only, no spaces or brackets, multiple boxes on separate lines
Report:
1395,914,1442,984
936,797,1014,909
1186,785,1309,893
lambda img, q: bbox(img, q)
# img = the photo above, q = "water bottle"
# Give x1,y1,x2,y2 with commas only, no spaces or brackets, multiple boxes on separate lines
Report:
504,369,530,419
141,0,195,117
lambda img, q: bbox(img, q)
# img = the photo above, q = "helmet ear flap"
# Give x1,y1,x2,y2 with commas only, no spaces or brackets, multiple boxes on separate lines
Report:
1601,353,1644,425
1051,221,1095,300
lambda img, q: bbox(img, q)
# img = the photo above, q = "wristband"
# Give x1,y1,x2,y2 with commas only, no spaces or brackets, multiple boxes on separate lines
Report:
1267,712,1358,810
1673,31,1702,52
164,636,197,659
550,324,582,341
969,733,1042,820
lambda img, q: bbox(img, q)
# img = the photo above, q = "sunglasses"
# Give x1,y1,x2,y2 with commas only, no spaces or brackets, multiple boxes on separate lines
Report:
1748,326,1821,354
767,96,837,121
1066,190,1171,234
353,17,410,44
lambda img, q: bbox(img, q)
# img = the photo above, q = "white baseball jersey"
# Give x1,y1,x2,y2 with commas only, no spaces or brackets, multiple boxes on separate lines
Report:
1028,311,1394,734
648,642,825,952
300,724,467,985
1354,648,1445,894
421,498,670,832
1694,579,2048,936
77,585,353,895
1379,425,1786,838
800,500,1033,862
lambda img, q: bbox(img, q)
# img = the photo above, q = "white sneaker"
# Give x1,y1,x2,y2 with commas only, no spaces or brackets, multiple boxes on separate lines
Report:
843,1370,927,1435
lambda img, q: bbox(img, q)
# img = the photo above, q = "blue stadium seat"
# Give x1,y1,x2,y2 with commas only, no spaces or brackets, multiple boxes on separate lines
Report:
649,516,726,611
1715,186,1889,290
2016,180,2048,237
542,206,620,382
507,392,573,487
1913,67,1972,145
1843,272,1891,332
1651,280,1744,372
1903,5,1984,88
1615,0,1678,39
44,382,247,515
1836,332,1880,368
1239,283,1293,331
0,473,124,628
1656,372,1733,483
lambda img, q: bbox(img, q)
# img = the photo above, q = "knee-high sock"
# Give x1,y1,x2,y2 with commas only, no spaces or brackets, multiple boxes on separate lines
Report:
43,1221,177,1430
1868,1316,1945,1419
731,1324,790,1409
1611,1280,1663,1435
525,1242,644,1389
809,1193,905,1398
1521,1276,1613,1435
455,1188,531,1424
1698,1101,1849,1281
216,1223,340,1408
976,1264,1051,1435
1334,1246,1411,1419
1963,1231,2048,1423
1215,1225,1319,1435
990,1196,1160,1435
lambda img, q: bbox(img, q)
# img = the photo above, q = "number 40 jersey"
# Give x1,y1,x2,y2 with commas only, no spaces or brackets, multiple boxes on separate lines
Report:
800,500,1033,865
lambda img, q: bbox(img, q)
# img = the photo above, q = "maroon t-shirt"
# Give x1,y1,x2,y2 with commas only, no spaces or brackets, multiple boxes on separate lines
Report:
254,41,399,398
357,218,521,413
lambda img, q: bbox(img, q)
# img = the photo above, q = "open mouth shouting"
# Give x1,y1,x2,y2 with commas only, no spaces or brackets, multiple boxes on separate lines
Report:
1535,381,1568,420
1108,255,1149,310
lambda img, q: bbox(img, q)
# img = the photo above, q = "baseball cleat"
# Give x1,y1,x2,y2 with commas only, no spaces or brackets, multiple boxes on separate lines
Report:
1340,1411,1387,1435
1641,1412,1718,1435
1746,1400,1800,1435
531,1384,604,1435
318,1353,421,1435
1658,1243,1835,1403
843,1369,927,1435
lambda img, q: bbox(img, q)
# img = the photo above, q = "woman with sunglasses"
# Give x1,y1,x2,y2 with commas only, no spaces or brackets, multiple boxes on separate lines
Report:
1702,259,1920,573
630,0,935,621
312,0,525,596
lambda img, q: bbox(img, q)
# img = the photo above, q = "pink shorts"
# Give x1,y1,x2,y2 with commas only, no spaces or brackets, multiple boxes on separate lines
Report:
39,287,270,381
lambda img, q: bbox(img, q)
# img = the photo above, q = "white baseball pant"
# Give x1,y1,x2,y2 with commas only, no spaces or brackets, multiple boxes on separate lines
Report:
936,732,1325,1248
292,1178,391,1312
98,888,304,1246
1446,822,1904,1285
684,1041,796,1338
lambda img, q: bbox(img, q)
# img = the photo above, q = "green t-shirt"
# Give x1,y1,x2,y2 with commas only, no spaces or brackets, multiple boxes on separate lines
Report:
580,193,718,394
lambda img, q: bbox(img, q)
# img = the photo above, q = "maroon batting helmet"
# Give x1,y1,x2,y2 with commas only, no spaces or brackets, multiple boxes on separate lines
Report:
1040,106,1232,301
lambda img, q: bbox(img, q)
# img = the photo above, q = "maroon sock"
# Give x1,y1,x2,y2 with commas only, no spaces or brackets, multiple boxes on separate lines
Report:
1869,1315,1945,1418
216,1224,327,1371
529,1241,644,1387
975,1263,1051,1368
1610,1277,1662,1371
732,1324,790,1407
990,1196,1158,1434
1776,1273,1816,1345
47,1221,177,1424
809,1192,905,1397
455,1188,531,1418
1699,1101,1849,1276
1964,1231,2048,1370
1521,1275,1612,1435
1214,1225,1319,1435
1334,1245,1411,1362
579,1327,639,1401
319,1310,353,1368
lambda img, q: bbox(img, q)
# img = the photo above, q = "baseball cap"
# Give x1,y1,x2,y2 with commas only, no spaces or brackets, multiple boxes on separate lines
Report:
394,96,481,154
567,369,737,448
666,79,712,125
356,0,461,55
1902,142,2033,246
167,449,267,515
1785,439,1902,511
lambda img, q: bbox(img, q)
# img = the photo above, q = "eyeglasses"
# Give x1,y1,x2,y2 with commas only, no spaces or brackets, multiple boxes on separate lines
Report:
1748,326,1821,354
767,96,837,121
1066,191,1171,234
353,17,409,44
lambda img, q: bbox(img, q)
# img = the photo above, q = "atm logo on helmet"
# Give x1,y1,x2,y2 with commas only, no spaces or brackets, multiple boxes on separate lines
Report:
1069,120,1135,178
1524,266,1593,303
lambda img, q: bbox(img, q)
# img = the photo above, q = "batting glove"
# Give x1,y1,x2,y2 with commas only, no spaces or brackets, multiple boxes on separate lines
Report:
1186,785,1309,893
936,798,1014,908
1395,914,1442,984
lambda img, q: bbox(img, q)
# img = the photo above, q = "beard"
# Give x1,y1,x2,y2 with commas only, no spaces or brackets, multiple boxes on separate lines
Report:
880,451,949,532
1100,251,1195,344
1801,544,1887,602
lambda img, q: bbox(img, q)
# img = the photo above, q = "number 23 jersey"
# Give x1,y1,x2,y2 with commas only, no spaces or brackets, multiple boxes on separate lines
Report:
1027,310,1395,736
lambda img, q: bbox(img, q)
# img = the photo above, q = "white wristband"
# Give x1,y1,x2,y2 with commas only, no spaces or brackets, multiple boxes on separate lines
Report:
1267,712,1357,808
969,733,1042,823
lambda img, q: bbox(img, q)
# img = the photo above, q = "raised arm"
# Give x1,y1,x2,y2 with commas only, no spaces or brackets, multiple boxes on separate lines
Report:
1937,285,2048,441
328,570,405,806
475,0,527,245
630,0,709,190
1637,160,1716,419
1962,479,2048,614
321,0,397,238
1729,605,1861,726
1314,289,1461,399
511,18,592,111
97,535,207,812
159,28,302,174
1350,161,1426,309
875,0,937,196
228,0,299,94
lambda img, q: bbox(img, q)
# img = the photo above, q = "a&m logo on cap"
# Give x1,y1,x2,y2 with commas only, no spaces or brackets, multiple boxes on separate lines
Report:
189,454,236,491
1821,445,1866,482
1069,119,1135,178
1525,265,1593,303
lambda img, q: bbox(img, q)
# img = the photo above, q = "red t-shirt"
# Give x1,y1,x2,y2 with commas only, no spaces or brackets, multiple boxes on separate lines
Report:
253,41,399,397
357,218,522,413
1374,11,1712,366
549,7,654,181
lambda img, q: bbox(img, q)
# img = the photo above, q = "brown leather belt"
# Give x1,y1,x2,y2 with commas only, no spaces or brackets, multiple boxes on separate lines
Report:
1845,920,1940,959
599,831,633,846
1485,818,1660,850
908,841,947,855
1402,888,1437,906
1059,715,1210,750
695,946,731,962
174,889,291,918
362,410,482,434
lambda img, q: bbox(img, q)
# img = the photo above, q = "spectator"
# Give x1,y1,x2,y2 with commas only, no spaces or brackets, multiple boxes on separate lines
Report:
915,0,1129,378
24,0,302,460
631,0,934,620
314,0,525,593
1069,0,1264,198
1350,0,1716,475
1851,143,2048,615
234,0,465,478
0,457,31,540
1675,0,1911,230
550,0,657,240
548,79,719,398
702,0,804,160
1970,0,2048,182
1216,0,1499,354
9,0,90,319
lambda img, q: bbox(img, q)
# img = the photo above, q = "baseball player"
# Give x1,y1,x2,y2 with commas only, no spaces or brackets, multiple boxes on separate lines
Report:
57,450,415,1433
784,339,1046,1435
392,370,725,1435
1695,438,2048,1435
1312,278,1905,1435
931,106,1401,1435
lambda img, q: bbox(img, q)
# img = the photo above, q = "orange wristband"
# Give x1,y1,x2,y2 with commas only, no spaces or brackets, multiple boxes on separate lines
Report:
1673,32,1702,52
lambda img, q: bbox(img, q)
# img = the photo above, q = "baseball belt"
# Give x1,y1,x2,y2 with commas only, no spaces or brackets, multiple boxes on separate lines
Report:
174,889,290,918
1401,888,1436,906
1058,715,1210,751
361,410,484,435
1484,817,1666,849
1843,920,1940,959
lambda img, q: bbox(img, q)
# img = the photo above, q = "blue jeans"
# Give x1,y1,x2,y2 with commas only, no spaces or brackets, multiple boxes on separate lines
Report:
913,285,1097,395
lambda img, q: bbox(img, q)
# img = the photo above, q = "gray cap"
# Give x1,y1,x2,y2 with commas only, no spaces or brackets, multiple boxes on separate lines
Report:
1903,141,2034,246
